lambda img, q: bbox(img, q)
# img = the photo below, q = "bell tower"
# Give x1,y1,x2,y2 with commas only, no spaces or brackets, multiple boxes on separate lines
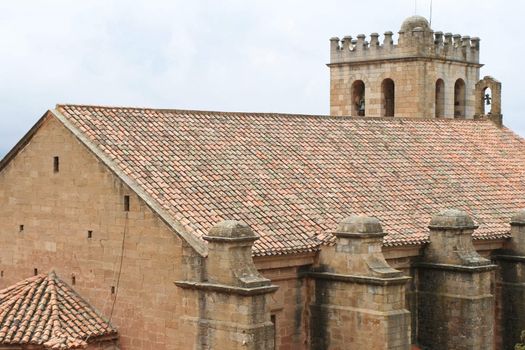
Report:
329,16,499,120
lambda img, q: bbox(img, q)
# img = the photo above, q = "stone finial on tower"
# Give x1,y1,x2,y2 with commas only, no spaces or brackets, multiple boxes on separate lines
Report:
356,34,366,50
370,32,380,48
434,31,444,45
383,31,394,48
342,35,352,51
444,32,453,47
453,34,462,47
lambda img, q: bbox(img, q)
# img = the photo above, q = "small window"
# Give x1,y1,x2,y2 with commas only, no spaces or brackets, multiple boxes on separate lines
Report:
111,286,116,294
71,275,76,285
53,156,59,173
124,196,130,212
87,230,93,239
19,225,24,232
34,268,38,276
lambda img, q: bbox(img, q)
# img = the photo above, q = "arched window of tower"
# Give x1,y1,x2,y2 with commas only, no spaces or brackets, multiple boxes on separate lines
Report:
381,79,395,117
435,79,445,118
351,80,366,116
454,79,466,118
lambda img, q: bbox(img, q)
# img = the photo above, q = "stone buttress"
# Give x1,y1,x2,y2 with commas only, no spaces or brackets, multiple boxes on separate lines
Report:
176,221,278,350
310,215,411,350
493,210,525,350
416,209,497,350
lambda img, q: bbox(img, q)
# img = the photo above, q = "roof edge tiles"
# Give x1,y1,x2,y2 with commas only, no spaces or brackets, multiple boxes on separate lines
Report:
0,272,118,350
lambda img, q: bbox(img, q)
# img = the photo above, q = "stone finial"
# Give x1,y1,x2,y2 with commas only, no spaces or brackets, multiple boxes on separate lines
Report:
370,33,379,47
204,221,270,288
383,31,393,47
336,215,384,238
426,209,489,266
453,34,462,47
342,35,352,51
428,209,478,230
462,35,471,48
471,37,481,50
206,220,258,241
510,209,525,255
434,31,444,45
332,215,401,277
356,34,366,50
444,32,453,46
330,37,341,51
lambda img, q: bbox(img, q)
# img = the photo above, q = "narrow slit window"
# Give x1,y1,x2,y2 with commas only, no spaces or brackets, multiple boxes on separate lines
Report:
34,268,38,276
124,195,130,212
111,286,116,294
53,156,59,173
1,271,4,278
88,230,93,239
19,225,24,232
72,276,76,285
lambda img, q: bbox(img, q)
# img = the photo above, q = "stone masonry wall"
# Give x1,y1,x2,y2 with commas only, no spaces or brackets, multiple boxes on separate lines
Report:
330,60,479,118
0,115,203,350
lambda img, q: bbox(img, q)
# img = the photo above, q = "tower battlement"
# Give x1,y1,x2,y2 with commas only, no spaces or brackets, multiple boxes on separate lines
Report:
330,16,480,65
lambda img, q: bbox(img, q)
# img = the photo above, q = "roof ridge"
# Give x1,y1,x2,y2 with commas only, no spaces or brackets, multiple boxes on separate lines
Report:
56,104,496,124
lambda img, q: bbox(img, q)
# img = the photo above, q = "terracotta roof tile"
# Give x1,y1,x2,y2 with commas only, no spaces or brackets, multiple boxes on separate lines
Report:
56,105,525,255
0,272,117,349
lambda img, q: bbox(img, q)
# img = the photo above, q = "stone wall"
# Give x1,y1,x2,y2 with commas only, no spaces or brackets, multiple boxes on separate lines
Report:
0,115,203,349
330,59,479,118
493,210,525,350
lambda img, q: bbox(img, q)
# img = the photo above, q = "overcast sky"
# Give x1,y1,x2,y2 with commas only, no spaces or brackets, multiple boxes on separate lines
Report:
0,1,523,158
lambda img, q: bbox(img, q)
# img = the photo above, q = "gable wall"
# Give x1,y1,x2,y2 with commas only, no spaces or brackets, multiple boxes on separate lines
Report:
0,116,201,350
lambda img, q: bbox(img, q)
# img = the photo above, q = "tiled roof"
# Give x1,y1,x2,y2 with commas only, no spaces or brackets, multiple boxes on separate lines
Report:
55,105,525,255
0,272,117,349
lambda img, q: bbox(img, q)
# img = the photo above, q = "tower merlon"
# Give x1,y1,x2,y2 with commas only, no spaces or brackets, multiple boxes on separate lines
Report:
329,24,480,65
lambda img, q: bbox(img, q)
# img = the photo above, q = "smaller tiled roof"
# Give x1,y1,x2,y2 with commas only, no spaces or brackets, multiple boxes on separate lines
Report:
0,272,117,349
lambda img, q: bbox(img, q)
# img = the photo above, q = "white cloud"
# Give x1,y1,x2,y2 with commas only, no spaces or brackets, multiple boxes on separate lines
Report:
0,0,523,156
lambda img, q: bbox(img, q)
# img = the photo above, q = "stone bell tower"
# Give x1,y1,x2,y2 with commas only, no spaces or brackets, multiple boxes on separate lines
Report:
329,16,501,120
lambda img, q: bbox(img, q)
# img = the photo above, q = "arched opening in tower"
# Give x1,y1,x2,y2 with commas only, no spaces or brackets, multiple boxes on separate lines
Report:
381,79,395,117
454,79,466,118
482,87,492,115
435,79,445,118
351,80,366,116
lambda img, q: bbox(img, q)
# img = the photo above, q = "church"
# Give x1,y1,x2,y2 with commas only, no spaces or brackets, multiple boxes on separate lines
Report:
0,15,523,350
